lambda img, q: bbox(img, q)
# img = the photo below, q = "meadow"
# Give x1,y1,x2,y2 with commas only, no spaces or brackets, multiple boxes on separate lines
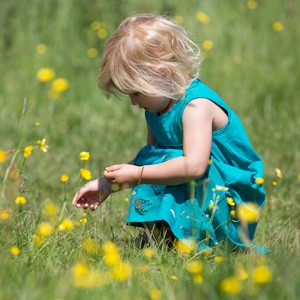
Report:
0,0,299,299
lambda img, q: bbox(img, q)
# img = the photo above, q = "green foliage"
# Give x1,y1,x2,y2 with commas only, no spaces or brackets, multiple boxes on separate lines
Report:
0,0,299,299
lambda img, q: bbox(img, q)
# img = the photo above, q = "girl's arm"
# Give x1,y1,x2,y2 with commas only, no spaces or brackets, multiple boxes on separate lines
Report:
72,124,156,209
105,99,213,186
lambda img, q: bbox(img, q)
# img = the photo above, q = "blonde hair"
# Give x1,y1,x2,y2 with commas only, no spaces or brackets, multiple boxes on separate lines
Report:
99,14,202,100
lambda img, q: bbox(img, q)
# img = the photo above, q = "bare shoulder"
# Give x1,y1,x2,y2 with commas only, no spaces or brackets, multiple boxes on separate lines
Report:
183,98,215,119
183,98,228,130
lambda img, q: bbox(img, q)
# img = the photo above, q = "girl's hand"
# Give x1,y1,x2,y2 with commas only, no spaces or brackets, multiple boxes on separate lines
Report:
104,164,142,188
72,178,111,211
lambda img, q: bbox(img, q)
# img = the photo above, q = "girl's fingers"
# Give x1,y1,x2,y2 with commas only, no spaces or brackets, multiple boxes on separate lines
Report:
72,184,89,205
104,164,121,173
83,203,89,209
72,190,85,206
104,172,113,181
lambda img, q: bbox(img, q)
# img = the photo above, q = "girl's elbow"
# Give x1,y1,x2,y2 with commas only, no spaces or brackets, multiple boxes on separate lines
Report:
188,164,207,179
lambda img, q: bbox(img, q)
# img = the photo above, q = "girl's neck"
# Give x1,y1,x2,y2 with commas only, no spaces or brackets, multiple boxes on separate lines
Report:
158,99,175,115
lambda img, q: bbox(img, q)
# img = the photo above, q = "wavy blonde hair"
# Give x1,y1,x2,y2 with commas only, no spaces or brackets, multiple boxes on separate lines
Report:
99,14,202,100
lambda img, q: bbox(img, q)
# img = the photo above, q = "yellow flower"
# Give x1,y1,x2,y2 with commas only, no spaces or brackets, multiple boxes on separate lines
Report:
90,21,105,30
174,15,183,24
275,168,283,179
143,247,154,258
80,151,90,161
272,181,277,187
186,260,203,274
169,275,178,280
87,48,98,58
196,11,210,24
237,202,259,223
255,178,264,184
37,222,53,237
37,138,49,152
72,262,89,277
15,196,26,204
36,68,55,82
0,149,7,163
72,267,110,288
215,185,228,191
202,40,213,51
0,210,9,220
58,218,74,231
149,288,162,300
80,168,92,180
42,200,59,217
35,121,41,127
124,197,129,202
226,197,235,206
60,173,69,182
80,218,87,224
214,256,225,263
82,238,97,252
252,265,272,284
103,241,119,254
193,274,203,284
51,78,69,93
236,267,249,281
97,28,107,39
10,246,21,256
273,22,284,32
24,145,33,158
32,234,45,247
220,276,241,295
71,262,111,288
246,0,258,10
36,43,47,54
103,241,121,266
174,239,195,254
110,261,132,281
230,209,236,218
208,200,214,210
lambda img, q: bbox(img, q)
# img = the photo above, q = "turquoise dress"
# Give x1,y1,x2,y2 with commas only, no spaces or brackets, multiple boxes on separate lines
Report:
126,78,267,253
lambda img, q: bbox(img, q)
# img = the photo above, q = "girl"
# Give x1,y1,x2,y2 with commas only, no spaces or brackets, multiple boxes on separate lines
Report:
72,14,267,253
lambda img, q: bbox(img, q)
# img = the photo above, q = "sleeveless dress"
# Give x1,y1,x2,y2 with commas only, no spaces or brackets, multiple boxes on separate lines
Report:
126,78,267,253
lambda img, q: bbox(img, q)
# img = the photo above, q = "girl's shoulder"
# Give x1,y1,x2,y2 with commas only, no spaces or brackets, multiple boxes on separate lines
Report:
178,78,232,119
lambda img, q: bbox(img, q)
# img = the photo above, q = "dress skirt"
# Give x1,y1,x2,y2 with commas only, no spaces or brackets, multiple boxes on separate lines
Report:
126,144,268,254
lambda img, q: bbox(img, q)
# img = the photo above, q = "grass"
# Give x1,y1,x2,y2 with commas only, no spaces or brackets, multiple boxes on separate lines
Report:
0,0,299,299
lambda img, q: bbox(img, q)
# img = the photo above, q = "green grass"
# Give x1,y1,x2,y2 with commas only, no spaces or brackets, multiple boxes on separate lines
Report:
0,0,299,299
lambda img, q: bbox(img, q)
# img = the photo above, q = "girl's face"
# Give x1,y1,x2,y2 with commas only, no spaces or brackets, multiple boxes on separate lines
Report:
129,93,173,114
